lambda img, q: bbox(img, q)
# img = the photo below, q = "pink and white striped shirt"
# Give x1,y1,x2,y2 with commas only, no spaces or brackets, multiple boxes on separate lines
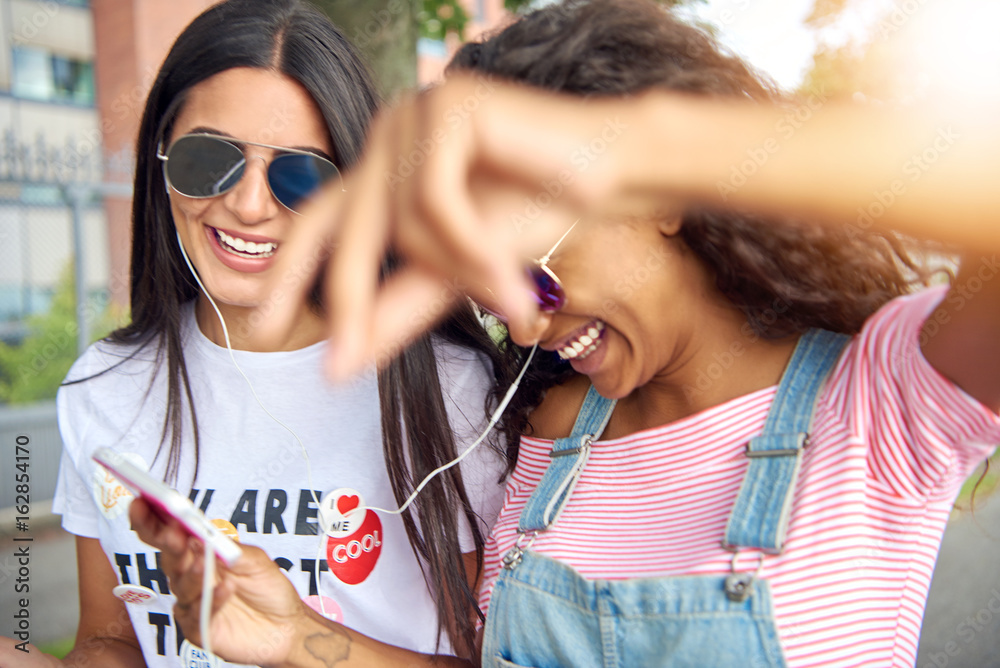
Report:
479,286,1000,667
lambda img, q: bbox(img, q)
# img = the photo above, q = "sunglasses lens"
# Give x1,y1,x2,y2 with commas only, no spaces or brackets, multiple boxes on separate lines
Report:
268,154,340,211
166,135,246,198
530,266,565,312
475,266,565,322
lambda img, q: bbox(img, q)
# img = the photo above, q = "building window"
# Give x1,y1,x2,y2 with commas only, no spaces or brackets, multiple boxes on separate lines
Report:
12,46,95,105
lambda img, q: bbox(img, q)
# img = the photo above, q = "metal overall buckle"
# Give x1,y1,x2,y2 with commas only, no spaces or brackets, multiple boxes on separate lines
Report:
724,551,765,603
501,531,537,571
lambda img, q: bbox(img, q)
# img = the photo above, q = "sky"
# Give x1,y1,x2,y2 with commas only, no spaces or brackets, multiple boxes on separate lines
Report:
525,0,827,91
528,0,999,101
680,0,820,91
686,0,1000,100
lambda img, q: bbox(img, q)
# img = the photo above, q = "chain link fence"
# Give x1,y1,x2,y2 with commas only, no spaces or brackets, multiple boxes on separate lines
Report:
0,131,132,505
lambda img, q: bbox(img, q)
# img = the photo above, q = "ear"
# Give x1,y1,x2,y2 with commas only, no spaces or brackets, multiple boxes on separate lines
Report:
656,215,683,237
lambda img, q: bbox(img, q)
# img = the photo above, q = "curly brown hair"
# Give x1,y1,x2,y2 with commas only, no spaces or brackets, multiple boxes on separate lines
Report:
451,0,934,452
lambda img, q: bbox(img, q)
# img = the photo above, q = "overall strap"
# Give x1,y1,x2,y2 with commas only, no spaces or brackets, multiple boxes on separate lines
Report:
723,329,850,553
518,385,617,533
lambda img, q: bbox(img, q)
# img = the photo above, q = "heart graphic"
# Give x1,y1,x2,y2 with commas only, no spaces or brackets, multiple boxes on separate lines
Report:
326,509,382,585
303,595,344,623
336,494,360,515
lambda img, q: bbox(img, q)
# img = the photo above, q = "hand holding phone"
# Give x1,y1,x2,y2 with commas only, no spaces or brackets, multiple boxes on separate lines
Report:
93,447,242,566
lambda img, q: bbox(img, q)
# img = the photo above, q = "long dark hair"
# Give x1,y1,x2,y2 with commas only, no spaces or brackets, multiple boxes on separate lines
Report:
75,0,508,655
448,0,932,443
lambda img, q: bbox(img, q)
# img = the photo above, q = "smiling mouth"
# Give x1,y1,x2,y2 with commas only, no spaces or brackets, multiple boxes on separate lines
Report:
557,321,606,360
214,228,277,258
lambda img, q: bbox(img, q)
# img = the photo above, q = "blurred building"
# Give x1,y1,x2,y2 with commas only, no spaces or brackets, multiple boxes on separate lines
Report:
0,0,104,340
0,0,217,343
90,0,217,308
0,0,95,140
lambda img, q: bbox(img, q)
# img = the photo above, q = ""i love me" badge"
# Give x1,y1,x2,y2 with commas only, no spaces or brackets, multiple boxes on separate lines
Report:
319,488,383,585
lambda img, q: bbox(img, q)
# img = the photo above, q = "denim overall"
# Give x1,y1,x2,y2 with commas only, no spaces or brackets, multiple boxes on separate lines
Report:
481,329,849,668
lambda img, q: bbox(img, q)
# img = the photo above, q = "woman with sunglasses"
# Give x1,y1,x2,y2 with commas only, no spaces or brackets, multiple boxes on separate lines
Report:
0,1,517,667
128,1,1000,667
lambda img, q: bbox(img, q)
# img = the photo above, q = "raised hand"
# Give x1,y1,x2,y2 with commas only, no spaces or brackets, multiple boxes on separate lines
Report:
255,74,640,379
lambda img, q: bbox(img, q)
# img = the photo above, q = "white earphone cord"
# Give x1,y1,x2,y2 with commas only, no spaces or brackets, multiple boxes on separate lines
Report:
366,343,536,515
174,230,535,641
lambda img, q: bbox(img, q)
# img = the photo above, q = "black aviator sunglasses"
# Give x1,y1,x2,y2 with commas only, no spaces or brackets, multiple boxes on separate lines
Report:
157,133,342,213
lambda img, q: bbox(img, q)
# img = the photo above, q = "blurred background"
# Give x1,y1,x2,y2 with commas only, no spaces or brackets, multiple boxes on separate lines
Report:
0,0,997,665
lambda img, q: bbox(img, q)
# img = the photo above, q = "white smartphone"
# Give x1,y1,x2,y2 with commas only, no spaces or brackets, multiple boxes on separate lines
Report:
93,447,242,566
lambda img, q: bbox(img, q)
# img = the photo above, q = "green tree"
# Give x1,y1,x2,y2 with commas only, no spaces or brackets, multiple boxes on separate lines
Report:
313,0,703,100
419,0,470,41
804,0,851,29
311,0,421,99
799,1,924,104
504,0,699,13
0,263,115,404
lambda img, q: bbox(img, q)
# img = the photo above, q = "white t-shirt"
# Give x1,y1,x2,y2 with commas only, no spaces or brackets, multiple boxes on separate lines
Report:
54,302,507,667
480,286,1000,667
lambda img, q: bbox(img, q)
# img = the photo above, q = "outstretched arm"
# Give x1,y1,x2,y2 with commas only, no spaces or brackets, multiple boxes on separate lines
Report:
620,93,999,248
624,92,1000,411
255,75,1000,394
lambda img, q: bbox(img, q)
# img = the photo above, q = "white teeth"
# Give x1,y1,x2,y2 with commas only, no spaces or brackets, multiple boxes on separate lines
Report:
557,321,606,361
215,229,277,258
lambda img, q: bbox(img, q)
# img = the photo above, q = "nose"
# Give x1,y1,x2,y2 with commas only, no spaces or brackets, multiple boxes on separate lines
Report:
224,155,279,224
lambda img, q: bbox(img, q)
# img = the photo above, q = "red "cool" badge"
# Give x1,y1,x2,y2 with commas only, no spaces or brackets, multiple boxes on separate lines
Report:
326,509,382,585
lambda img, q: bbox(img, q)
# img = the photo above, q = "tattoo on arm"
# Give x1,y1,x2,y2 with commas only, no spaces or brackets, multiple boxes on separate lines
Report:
304,628,351,667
